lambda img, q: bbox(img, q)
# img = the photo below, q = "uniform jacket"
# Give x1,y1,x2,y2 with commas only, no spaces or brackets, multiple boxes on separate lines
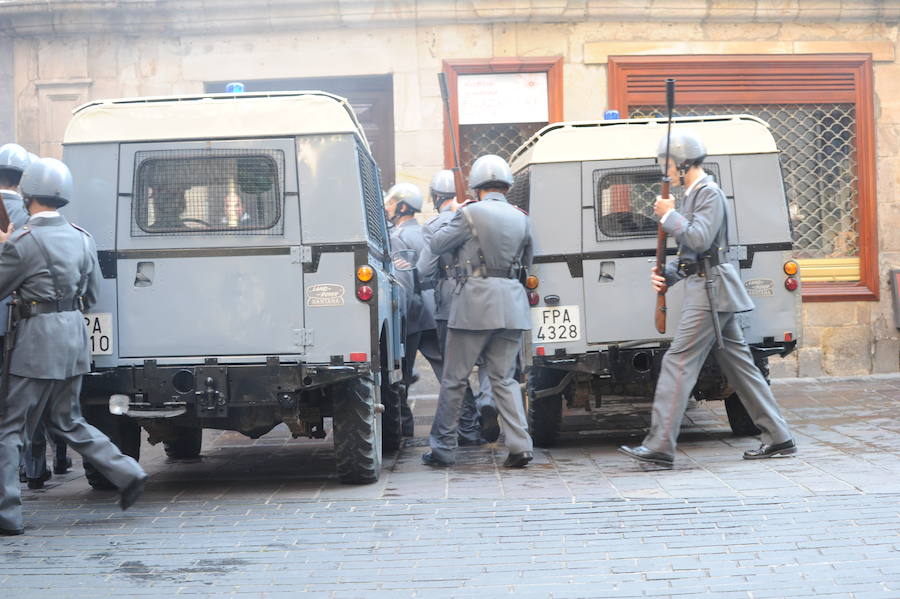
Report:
390,218,436,335
417,205,455,322
662,174,754,313
0,190,31,336
0,214,101,379
430,192,532,331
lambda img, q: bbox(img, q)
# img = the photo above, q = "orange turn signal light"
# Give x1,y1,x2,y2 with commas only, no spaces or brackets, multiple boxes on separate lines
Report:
525,275,539,290
357,265,374,282
783,260,799,276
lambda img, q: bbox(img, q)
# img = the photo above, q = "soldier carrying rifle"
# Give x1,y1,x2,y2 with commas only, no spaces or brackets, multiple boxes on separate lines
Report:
619,130,797,468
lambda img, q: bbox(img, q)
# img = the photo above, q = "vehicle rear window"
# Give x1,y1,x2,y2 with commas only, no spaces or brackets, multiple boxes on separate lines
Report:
132,149,285,236
593,163,720,241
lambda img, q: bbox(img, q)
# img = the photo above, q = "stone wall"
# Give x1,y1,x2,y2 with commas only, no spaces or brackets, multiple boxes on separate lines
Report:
2,1,899,376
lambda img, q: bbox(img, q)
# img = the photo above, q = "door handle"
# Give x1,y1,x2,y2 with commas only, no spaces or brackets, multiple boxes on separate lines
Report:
134,261,154,287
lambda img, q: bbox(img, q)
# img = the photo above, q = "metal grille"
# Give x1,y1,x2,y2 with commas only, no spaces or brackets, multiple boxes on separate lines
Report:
133,149,284,236
460,122,545,173
507,168,531,212
630,104,858,259
592,163,720,241
357,144,386,252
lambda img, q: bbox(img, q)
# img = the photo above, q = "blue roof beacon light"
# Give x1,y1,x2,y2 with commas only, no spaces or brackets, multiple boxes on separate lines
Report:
225,82,245,93
604,109,620,120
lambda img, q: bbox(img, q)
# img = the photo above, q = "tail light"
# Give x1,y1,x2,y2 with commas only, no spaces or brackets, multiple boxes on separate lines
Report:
783,260,799,275
535,346,546,356
525,275,539,290
349,353,368,362
784,277,798,291
527,291,540,306
357,265,374,282
357,285,373,301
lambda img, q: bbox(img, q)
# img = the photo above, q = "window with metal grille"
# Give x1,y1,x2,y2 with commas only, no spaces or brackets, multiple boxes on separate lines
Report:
630,104,856,261
593,163,720,240
460,123,544,176
608,55,877,301
356,143,386,252
507,167,531,212
133,149,284,236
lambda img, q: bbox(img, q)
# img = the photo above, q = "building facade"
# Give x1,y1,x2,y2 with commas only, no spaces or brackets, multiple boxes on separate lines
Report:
1,0,898,377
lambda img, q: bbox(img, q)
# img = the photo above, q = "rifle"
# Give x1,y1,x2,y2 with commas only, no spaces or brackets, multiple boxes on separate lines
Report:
0,192,11,234
437,72,468,204
654,78,676,335
0,293,18,417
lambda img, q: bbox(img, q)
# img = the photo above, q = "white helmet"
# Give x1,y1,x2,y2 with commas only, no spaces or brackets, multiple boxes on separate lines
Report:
468,154,513,191
384,182,423,213
20,158,74,207
657,129,707,171
0,144,32,174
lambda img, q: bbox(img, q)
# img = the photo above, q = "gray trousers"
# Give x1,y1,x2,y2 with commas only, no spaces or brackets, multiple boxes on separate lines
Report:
643,309,793,457
0,375,145,531
436,320,481,444
429,328,532,463
402,328,444,435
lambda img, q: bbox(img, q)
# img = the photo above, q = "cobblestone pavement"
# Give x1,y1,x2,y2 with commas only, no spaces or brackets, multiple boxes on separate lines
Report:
3,375,900,598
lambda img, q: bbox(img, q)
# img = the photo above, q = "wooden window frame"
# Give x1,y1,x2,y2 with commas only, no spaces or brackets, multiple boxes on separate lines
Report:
442,57,564,186
608,54,878,302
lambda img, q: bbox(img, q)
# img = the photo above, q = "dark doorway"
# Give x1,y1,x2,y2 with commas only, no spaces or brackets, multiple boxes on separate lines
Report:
206,75,396,189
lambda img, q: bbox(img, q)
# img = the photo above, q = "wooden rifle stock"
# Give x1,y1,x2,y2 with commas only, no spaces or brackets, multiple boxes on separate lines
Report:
0,198,10,234
654,179,670,334
437,72,467,203
654,77,677,335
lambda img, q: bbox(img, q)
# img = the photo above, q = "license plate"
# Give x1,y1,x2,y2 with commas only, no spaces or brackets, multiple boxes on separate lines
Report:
531,305,581,343
84,313,113,355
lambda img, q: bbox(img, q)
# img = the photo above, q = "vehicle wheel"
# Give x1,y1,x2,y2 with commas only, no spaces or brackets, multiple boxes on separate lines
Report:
82,404,142,490
527,367,567,448
331,377,382,484
724,394,761,436
163,427,203,460
381,376,403,452
725,355,768,436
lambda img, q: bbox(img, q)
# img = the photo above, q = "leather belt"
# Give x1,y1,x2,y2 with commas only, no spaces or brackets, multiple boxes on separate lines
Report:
18,296,83,319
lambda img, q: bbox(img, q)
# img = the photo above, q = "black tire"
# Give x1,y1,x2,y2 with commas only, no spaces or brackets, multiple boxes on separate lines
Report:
725,355,768,436
82,405,142,490
163,427,203,460
527,367,567,448
381,377,403,452
332,377,382,484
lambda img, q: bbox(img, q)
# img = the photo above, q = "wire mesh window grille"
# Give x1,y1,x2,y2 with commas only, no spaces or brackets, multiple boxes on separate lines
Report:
133,149,284,236
593,163,720,241
629,104,858,260
507,168,531,213
460,122,545,175
357,143,387,252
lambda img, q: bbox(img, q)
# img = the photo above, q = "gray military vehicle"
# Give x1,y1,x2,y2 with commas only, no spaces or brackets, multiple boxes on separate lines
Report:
62,91,405,483
508,115,801,446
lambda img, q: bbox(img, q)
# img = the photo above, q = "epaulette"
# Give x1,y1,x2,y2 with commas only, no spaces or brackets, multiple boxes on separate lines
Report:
458,199,479,209
70,222,93,237
6,225,32,244
425,214,440,225
513,205,528,215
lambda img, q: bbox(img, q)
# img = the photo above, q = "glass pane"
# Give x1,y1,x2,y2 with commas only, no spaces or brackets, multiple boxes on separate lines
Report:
133,149,284,236
630,104,859,263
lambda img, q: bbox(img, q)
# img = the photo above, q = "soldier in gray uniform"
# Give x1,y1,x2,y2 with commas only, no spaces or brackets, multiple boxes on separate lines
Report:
385,182,443,437
0,145,71,489
422,155,534,468
0,158,147,535
619,130,796,468
417,170,492,445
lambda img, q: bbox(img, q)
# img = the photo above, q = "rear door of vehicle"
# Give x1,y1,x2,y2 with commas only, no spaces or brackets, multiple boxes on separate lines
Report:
580,158,734,344
115,138,304,359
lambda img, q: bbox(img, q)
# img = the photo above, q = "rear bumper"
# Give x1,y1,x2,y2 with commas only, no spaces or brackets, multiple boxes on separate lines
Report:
82,359,371,418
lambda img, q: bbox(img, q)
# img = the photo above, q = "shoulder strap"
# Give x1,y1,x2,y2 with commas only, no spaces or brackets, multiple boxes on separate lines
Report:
460,205,489,274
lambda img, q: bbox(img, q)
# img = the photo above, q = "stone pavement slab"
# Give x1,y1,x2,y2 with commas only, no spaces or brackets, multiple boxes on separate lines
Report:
3,374,899,598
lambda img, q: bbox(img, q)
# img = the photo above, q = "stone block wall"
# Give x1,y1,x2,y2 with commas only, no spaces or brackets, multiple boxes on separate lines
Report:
1,1,898,376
